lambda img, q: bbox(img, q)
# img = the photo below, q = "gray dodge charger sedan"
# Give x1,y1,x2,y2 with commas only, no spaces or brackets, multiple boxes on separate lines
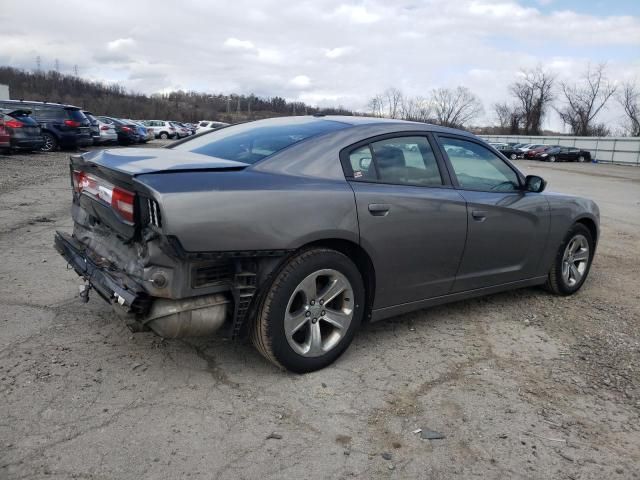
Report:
55,115,599,372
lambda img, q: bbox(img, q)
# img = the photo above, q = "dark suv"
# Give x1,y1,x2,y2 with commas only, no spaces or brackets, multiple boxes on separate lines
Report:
0,100,93,152
0,108,44,152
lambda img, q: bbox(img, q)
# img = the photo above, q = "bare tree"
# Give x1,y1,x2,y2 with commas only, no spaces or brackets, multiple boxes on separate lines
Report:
430,86,483,128
509,67,554,135
556,63,617,136
617,81,640,136
494,102,522,134
383,88,403,118
367,94,384,117
400,96,431,122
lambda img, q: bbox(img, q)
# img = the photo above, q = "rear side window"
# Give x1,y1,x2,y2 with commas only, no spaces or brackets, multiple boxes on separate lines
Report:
346,136,443,187
34,106,64,120
173,119,349,164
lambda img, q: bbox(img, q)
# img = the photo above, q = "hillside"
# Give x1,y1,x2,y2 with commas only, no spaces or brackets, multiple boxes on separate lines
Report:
0,66,352,122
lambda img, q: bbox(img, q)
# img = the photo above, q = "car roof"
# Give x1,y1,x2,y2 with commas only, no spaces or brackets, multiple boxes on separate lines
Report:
237,115,476,138
0,99,83,109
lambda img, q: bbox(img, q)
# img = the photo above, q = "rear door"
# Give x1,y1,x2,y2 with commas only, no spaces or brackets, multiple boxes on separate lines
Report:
434,135,549,292
343,133,468,308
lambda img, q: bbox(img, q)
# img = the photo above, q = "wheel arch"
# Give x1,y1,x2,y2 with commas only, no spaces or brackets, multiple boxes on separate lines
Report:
575,216,598,246
252,238,377,325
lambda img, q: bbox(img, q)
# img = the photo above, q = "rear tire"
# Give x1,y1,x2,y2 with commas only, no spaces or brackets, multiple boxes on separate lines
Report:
578,155,585,163
160,132,169,139
545,223,594,295
548,155,556,162
251,248,365,373
40,132,58,152
510,153,517,160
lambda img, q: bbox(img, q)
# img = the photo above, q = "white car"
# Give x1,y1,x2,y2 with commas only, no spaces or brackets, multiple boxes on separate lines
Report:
196,120,229,134
95,117,117,144
142,120,177,139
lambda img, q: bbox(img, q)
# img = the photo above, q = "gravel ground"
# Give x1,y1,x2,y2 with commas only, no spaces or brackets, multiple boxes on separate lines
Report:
1,144,639,480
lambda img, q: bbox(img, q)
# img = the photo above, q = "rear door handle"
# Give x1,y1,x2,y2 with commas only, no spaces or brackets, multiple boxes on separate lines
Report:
368,203,391,216
471,210,487,221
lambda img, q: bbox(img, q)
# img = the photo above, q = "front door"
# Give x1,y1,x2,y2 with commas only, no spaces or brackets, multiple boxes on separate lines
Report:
343,134,468,308
435,135,550,292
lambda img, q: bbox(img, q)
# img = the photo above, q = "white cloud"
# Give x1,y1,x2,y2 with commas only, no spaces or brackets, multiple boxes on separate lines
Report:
324,46,355,59
333,4,380,23
107,38,136,51
290,75,311,88
223,37,255,50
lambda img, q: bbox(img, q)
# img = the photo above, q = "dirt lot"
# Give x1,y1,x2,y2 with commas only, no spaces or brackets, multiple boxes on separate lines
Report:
1,144,639,479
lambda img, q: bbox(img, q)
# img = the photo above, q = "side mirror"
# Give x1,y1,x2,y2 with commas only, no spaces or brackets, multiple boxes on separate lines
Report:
524,175,546,193
360,157,372,169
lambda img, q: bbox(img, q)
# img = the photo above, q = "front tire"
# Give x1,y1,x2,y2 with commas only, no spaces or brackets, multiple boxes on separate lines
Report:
159,132,169,139
251,248,365,373
548,155,556,162
546,224,594,295
510,153,517,160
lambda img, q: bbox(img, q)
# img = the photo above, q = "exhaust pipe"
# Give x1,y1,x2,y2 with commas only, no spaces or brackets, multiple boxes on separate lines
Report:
142,293,230,338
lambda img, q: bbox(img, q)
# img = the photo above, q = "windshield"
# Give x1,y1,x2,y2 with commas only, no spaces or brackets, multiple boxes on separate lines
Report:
172,118,349,164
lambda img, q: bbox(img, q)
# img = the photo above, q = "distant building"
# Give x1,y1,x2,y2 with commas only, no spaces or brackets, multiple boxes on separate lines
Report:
0,84,9,100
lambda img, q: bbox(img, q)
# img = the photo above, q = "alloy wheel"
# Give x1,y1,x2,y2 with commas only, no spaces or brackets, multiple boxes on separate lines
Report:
284,269,354,357
561,234,590,287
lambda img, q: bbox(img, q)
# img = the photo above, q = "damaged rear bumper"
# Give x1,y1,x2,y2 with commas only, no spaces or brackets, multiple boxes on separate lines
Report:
54,231,230,338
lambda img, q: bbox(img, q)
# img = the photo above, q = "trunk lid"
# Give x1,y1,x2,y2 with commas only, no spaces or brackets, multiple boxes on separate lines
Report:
70,148,247,241
80,147,247,175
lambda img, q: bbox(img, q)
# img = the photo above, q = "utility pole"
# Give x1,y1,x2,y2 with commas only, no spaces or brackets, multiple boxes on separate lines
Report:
73,65,79,76
54,58,60,72
36,56,41,72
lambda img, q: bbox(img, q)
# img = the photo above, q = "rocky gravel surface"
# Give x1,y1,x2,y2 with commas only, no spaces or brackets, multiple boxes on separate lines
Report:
1,147,638,479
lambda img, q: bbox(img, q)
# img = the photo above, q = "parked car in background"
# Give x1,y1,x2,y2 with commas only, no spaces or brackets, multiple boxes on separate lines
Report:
497,144,525,160
97,116,140,145
0,100,92,152
518,144,546,154
94,117,117,144
538,146,592,163
0,108,44,152
143,120,177,139
124,120,152,143
170,121,189,138
55,115,599,372
0,113,9,152
524,145,558,159
196,120,229,134
82,111,102,145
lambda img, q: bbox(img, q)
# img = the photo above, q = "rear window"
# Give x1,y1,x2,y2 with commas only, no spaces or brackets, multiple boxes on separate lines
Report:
173,119,348,164
66,109,87,122
8,111,39,126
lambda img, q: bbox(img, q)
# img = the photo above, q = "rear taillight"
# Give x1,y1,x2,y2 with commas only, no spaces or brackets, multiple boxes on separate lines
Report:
5,119,23,128
100,125,110,130
64,120,80,128
121,126,132,132
72,170,135,223
111,187,135,222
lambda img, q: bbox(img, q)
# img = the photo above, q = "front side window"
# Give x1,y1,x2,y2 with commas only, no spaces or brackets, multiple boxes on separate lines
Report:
440,137,520,192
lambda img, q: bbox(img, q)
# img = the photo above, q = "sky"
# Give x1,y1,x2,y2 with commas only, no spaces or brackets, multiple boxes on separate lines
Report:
1,0,639,131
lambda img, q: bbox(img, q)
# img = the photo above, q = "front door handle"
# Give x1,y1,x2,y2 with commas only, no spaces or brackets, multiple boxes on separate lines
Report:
471,210,487,221
368,203,391,216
